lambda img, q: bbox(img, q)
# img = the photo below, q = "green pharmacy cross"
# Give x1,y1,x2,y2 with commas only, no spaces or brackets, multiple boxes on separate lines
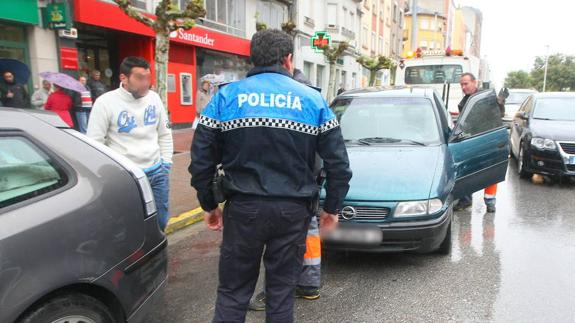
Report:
311,31,331,53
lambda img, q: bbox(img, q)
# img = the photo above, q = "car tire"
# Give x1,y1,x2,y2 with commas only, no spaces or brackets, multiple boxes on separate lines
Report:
435,221,452,255
517,144,532,179
19,293,116,323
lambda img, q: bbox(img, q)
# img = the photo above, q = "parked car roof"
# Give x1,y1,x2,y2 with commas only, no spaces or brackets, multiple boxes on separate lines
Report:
337,86,436,99
532,92,575,99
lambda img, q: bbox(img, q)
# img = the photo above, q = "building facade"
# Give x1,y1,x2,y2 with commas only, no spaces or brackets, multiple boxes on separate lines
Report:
358,0,406,86
0,0,60,94
69,0,260,125
290,0,364,98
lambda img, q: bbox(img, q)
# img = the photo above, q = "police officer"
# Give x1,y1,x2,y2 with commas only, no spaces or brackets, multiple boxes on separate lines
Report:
189,29,352,323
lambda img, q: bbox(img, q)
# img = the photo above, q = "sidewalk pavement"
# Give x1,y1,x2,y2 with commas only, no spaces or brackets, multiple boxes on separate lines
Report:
165,128,205,234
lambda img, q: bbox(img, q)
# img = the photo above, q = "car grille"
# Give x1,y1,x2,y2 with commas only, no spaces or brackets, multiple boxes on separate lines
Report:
567,165,575,172
559,142,575,155
339,206,390,221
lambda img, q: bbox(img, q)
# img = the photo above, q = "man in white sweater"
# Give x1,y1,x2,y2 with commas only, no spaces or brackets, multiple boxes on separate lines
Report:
87,56,173,231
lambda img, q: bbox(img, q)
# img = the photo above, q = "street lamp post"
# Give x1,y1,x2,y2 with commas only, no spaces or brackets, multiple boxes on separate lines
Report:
543,45,549,92
411,0,418,51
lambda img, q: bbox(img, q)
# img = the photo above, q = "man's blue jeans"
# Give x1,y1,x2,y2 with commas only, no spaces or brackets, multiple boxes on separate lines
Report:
75,110,90,134
146,164,171,231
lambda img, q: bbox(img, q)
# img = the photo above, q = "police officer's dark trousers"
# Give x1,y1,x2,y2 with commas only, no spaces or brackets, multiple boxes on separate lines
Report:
213,196,312,323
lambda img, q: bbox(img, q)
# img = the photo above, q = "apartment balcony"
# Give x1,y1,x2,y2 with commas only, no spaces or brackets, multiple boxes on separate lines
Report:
341,27,356,40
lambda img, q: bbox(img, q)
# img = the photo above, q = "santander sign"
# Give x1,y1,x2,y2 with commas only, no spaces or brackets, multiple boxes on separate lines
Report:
170,29,215,47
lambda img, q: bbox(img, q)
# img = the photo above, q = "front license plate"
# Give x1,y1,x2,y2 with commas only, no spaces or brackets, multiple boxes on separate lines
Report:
324,226,382,245
569,156,575,165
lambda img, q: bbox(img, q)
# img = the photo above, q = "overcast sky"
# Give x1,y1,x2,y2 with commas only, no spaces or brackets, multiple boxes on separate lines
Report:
456,0,575,87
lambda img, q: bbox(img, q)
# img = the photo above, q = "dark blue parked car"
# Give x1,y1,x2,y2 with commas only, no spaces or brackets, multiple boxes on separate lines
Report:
323,87,509,254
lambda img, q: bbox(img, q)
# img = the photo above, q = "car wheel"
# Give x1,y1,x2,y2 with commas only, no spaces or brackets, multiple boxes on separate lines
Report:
517,144,532,179
19,293,116,323
435,221,452,255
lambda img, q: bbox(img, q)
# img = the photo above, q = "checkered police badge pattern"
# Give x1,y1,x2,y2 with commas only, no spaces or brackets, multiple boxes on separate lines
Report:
199,115,221,129
320,118,339,133
221,118,319,135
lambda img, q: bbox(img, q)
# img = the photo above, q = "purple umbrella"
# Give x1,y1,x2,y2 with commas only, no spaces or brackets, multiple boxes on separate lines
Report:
39,71,87,93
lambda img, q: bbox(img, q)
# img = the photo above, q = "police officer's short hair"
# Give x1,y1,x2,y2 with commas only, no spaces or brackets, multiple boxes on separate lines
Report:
250,29,293,67
460,72,476,81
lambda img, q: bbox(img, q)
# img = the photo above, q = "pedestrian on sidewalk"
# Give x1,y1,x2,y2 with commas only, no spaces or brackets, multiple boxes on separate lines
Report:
45,84,74,127
454,72,505,213
193,80,212,129
31,80,52,109
87,70,108,103
0,71,29,108
87,56,173,231
72,75,93,133
190,29,352,323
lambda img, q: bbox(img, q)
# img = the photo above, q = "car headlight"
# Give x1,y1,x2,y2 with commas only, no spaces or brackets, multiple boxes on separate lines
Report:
395,199,444,217
531,138,556,150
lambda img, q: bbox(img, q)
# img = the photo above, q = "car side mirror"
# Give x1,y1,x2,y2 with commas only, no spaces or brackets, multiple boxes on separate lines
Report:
449,129,469,143
515,112,528,120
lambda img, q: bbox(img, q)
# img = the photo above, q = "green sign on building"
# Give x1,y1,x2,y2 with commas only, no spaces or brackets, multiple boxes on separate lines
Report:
0,0,39,25
43,3,69,30
311,31,331,53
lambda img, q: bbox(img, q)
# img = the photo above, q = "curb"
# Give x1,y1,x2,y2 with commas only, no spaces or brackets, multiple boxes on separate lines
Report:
165,207,204,235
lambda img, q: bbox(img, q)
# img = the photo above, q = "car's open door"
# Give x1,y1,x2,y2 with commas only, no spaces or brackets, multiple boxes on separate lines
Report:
448,89,510,199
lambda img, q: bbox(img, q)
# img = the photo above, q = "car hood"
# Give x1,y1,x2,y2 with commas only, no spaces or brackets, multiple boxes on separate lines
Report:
531,119,575,141
343,145,442,201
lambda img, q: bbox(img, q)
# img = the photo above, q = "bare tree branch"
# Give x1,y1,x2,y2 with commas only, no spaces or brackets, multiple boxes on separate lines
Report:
113,0,155,27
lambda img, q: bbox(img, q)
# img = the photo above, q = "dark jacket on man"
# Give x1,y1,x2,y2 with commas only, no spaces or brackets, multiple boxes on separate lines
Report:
87,78,107,102
0,81,29,108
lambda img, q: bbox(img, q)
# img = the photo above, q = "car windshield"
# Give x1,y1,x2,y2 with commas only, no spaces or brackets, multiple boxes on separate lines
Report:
404,64,463,84
507,92,533,104
533,98,575,121
332,97,441,145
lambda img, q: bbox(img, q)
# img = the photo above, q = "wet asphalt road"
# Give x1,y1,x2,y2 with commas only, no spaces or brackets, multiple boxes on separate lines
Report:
150,163,575,323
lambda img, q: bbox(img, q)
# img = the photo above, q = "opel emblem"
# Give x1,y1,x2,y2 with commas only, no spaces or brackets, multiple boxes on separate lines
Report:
341,206,357,220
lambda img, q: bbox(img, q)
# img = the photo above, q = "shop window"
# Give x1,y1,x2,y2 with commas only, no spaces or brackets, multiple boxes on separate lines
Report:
0,23,26,43
196,48,251,96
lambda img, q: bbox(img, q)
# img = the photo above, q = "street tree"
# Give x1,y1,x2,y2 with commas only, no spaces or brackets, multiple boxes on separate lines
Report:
357,55,395,86
321,42,350,102
504,70,532,89
530,54,575,92
114,0,205,115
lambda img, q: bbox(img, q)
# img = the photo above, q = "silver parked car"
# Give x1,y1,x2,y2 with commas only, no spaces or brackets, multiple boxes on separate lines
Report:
0,108,167,323
502,89,538,124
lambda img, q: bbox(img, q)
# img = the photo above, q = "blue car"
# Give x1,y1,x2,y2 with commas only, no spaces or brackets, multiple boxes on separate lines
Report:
323,87,509,254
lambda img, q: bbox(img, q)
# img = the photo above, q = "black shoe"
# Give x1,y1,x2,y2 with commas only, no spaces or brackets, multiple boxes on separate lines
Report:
454,200,472,211
486,204,496,213
248,291,266,311
295,286,320,300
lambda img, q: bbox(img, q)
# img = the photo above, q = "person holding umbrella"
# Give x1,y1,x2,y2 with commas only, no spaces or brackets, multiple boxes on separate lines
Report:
45,84,73,127
40,71,87,128
0,71,30,108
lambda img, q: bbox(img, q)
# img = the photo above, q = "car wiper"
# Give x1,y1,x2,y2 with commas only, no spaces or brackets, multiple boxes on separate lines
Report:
356,137,427,146
396,139,427,146
345,139,371,146
533,117,553,120
356,137,400,145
